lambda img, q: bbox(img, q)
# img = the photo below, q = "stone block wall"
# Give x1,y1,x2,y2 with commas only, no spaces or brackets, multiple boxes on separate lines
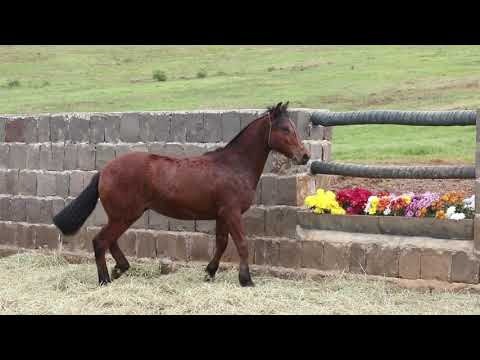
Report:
0,109,331,257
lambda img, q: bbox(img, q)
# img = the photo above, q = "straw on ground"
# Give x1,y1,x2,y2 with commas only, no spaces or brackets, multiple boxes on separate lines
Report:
1,253,479,315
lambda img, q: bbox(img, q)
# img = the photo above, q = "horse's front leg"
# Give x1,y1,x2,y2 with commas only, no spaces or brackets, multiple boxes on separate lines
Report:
204,218,229,282
220,208,254,287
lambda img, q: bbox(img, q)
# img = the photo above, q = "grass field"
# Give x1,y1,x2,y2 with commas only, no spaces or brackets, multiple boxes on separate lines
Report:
0,45,478,162
1,253,479,315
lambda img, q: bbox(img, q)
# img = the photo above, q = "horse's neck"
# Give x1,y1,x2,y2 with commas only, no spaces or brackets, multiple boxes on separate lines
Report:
224,117,270,186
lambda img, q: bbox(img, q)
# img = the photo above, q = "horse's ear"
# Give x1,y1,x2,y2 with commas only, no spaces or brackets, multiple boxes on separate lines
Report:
272,102,283,117
282,101,289,111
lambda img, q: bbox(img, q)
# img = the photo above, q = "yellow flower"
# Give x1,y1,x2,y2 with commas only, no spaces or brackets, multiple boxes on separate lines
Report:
368,196,380,215
402,195,412,205
305,188,346,216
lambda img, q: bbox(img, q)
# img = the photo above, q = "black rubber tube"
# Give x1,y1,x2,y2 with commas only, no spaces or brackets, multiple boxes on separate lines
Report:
310,110,477,127
310,161,475,179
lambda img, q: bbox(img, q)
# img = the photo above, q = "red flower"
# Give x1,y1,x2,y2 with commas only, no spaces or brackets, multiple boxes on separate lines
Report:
336,187,372,215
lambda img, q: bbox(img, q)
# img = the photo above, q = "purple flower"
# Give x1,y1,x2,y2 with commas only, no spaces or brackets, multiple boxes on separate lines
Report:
404,192,439,217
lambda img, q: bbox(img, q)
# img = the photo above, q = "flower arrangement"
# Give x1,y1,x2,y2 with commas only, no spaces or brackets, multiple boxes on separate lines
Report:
304,188,474,220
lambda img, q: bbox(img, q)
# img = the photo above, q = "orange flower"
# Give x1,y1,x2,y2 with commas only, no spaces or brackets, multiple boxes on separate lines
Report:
419,208,427,218
435,210,446,219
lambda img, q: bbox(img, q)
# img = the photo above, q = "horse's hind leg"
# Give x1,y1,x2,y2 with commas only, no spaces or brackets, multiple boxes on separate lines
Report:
110,241,130,280
205,219,229,282
93,221,130,285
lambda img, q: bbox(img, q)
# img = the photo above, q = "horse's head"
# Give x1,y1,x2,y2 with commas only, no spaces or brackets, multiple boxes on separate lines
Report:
267,102,311,165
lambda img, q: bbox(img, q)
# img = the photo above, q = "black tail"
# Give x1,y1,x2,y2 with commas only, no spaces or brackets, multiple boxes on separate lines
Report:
53,172,100,236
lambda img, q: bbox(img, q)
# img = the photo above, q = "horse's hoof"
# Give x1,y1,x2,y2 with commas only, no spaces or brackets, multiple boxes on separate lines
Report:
111,267,123,280
204,273,215,283
239,279,255,287
99,279,111,286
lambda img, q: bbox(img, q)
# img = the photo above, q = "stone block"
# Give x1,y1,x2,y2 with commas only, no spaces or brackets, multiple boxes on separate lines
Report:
289,110,312,140
136,230,157,259
52,198,65,217
322,141,332,161
301,241,323,269
349,243,366,274
190,232,213,261
0,222,18,245
451,252,480,284
69,171,84,197
77,144,96,170
50,143,65,171
5,170,19,195
243,207,265,236
204,112,222,142
55,173,70,198
120,113,141,142
307,141,323,161
34,225,60,250
37,173,56,196
148,210,169,230
0,197,11,220
90,115,105,143
63,144,78,170
221,111,241,143
26,144,40,169
183,143,206,157
8,143,27,169
398,248,421,279
254,238,266,265
117,230,137,257
186,113,205,142
5,117,37,142
19,170,37,196
170,112,188,142
131,211,149,229
150,113,170,142
93,201,108,226
276,173,316,206
475,214,480,252
69,116,90,143
39,144,52,170
104,115,121,142
11,197,26,222
50,116,69,142
0,144,9,169
420,249,451,282
265,206,297,238
139,113,155,142
16,224,36,249
322,242,350,271
366,244,399,277
239,111,258,130
0,117,4,142
195,220,216,235
148,142,164,156
278,240,301,268
260,174,277,205
155,231,188,261
169,218,195,232
95,144,115,170
264,238,280,266
114,144,131,159
37,116,51,142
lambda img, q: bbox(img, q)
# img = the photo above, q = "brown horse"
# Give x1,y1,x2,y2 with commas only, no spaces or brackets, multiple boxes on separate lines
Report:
53,102,310,287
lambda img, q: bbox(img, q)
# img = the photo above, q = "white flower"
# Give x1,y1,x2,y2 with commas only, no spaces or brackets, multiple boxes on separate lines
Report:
446,206,457,219
383,208,391,216
450,213,465,220
463,195,475,210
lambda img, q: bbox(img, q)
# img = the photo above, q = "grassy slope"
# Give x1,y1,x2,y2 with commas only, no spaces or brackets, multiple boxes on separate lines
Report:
1,253,479,315
0,45,478,162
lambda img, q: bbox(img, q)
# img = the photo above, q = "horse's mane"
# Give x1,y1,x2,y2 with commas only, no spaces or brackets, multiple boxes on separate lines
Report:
204,103,289,155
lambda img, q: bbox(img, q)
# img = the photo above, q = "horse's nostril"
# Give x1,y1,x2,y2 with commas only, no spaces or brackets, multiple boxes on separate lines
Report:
302,154,310,164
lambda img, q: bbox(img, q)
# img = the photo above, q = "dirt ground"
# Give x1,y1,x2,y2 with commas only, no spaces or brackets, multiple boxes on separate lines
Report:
327,176,474,196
